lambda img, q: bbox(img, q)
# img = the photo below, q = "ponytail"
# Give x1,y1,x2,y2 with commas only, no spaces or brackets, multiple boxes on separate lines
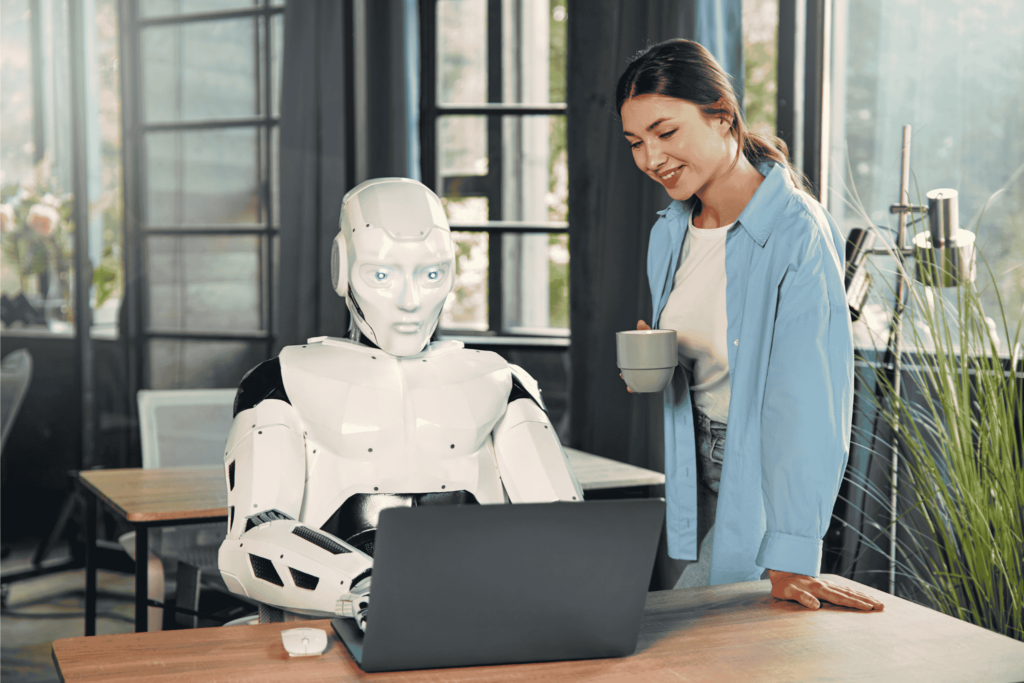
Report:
741,131,806,190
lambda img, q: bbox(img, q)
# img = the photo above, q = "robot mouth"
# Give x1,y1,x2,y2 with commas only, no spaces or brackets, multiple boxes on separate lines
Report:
392,322,422,334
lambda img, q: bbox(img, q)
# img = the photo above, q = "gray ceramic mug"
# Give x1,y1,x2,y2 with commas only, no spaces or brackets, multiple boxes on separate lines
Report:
616,329,677,393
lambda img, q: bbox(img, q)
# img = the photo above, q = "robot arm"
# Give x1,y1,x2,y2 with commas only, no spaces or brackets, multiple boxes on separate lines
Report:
217,384,372,617
492,364,584,503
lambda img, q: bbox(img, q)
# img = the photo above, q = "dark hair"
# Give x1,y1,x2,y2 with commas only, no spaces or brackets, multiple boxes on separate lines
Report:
615,39,804,189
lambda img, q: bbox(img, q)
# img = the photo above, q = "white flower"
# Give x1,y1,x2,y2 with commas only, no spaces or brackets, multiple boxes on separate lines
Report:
27,203,60,237
41,193,59,207
0,204,14,233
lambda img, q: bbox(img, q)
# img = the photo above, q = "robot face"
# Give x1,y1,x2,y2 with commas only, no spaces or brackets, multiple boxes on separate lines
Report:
348,227,453,356
337,178,455,357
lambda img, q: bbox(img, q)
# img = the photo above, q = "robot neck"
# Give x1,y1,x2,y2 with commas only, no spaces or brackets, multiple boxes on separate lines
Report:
347,324,381,350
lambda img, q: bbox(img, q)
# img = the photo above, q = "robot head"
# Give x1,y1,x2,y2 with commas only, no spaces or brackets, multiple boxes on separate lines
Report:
331,178,454,357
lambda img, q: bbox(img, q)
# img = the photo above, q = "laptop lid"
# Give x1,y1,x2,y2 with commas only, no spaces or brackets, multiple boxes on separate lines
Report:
332,498,665,673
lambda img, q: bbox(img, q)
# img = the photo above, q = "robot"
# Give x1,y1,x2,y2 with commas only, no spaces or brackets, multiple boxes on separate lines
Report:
218,178,583,630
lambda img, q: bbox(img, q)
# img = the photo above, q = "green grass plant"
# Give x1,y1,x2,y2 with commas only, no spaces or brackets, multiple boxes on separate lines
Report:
842,197,1023,641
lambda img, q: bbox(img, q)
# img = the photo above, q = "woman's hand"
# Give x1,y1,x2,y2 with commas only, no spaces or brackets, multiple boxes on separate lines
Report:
768,570,884,611
620,320,653,393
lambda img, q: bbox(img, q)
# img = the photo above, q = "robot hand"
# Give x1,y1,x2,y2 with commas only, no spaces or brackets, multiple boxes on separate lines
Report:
335,575,372,632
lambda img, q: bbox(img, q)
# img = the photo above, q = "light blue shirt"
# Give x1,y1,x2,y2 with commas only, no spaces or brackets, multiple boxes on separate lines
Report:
649,161,854,584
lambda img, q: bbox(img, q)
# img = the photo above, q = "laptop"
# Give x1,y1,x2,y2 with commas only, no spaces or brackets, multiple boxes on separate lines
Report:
331,498,665,673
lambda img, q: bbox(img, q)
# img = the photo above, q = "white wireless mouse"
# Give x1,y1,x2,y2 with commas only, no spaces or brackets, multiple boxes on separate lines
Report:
280,627,328,657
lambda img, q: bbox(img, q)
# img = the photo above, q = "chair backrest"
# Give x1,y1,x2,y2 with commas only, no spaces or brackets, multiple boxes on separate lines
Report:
1,349,33,452
137,389,237,469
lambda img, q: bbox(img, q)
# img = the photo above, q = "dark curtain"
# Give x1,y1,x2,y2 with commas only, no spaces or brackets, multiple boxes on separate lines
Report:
696,0,745,107
278,1,416,350
567,0,698,589
362,0,414,181
277,1,355,349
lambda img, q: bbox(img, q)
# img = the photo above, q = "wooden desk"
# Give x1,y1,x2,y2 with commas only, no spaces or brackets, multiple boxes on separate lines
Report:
79,451,664,635
52,575,1024,682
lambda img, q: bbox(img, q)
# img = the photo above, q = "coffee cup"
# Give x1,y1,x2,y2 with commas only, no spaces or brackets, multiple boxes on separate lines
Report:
616,329,677,393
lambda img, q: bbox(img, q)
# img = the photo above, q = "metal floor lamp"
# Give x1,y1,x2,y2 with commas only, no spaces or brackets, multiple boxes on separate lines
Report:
845,125,977,594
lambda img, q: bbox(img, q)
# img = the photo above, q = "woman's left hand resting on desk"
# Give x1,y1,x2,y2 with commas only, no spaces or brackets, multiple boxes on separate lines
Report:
768,570,884,611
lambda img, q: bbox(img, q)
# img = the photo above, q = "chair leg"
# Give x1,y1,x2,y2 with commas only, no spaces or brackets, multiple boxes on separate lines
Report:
146,553,165,632
175,562,202,629
33,486,80,566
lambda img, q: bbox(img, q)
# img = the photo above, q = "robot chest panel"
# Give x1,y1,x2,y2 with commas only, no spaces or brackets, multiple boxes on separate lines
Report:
282,345,512,459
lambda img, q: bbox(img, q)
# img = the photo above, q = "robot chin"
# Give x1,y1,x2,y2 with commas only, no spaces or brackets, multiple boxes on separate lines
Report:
351,313,437,357
378,332,432,357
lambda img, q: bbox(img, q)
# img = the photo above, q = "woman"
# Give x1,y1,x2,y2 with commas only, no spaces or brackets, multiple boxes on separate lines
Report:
617,39,882,611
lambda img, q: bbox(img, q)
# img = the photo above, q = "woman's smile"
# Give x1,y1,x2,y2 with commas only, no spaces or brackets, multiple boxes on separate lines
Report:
657,165,685,187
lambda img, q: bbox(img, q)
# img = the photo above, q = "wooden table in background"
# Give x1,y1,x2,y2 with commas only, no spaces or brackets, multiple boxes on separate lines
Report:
52,575,1024,682
79,450,665,635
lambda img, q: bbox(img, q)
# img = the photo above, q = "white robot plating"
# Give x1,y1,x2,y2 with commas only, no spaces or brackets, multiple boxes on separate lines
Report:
218,178,583,630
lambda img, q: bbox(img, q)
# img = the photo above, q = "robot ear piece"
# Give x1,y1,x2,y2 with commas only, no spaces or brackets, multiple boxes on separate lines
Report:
331,232,348,297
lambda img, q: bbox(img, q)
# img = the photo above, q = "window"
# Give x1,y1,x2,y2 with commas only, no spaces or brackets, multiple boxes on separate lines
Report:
0,0,123,337
122,0,284,388
829,0,1024,350
743,0,779,138
421,0,569,338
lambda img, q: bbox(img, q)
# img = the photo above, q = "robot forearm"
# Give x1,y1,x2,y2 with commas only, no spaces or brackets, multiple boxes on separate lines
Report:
220,399,372,615
219,519,372,617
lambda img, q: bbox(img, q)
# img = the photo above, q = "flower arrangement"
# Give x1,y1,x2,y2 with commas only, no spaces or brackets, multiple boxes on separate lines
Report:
0,174,76,326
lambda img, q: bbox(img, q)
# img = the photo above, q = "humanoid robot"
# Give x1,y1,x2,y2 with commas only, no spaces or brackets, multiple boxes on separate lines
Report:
218,178,583,630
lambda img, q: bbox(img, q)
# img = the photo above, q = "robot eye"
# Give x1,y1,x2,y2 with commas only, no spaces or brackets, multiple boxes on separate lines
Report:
419,264,448,288
359,264,395,288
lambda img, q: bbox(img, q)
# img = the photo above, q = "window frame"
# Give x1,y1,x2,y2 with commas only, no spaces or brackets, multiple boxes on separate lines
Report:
419,0,569,344
120,0,284,391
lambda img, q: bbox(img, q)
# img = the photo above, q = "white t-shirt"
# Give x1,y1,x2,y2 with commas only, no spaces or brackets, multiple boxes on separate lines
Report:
658,208,733,424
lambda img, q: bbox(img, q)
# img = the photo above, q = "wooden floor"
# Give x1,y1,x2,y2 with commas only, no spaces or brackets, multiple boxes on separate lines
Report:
1,542,136,683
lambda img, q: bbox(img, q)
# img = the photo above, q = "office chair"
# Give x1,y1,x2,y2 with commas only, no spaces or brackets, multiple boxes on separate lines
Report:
1,349,33,561
0,349,33,453
120,389,236,630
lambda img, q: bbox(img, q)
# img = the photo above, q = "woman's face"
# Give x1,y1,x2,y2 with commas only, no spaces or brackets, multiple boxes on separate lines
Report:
621,94,734,202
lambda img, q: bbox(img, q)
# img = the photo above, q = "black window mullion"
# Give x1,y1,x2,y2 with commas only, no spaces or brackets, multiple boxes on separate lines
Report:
419,0,438,192
137,5,283,28
117,0,146,426
143,226,280,236
253,14,267,341
486,0,503,334
262,6,275,358
143,116,280,132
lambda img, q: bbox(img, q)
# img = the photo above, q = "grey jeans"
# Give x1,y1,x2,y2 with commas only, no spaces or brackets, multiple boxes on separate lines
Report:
674,409,726,589
695,409,726,494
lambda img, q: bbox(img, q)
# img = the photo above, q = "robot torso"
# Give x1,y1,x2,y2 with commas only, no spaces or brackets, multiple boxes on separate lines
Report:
279,337,512,535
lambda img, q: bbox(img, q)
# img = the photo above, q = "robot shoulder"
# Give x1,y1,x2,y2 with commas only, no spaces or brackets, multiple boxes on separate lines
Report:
234,357,291,416
508,363,546,412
